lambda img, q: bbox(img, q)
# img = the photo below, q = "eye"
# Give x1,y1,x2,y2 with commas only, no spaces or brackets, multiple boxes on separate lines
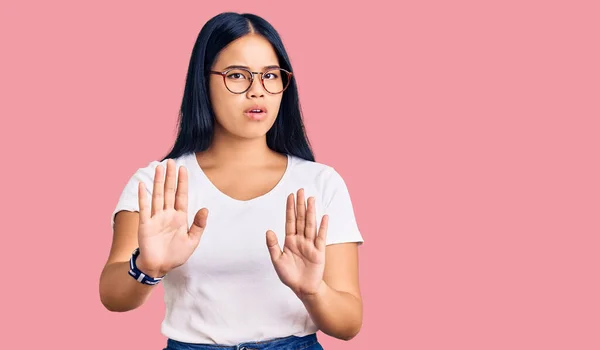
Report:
264,72,279,80
227,73,246,80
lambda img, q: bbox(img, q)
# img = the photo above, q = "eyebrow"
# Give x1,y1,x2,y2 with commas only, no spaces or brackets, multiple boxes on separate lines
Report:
222,64,281,71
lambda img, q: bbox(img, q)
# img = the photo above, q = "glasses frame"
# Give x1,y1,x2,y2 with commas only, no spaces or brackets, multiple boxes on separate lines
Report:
209,67,293,95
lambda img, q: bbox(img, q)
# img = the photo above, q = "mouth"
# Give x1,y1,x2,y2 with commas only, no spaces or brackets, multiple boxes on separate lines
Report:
244,105,268,121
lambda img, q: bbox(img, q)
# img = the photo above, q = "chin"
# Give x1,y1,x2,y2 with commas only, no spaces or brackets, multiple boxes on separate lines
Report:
217,114,277,139
227,124,272,140
242,117,277,136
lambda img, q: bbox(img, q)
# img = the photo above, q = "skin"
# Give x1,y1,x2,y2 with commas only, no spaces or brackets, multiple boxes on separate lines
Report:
100,33,362,341
208,34,283,142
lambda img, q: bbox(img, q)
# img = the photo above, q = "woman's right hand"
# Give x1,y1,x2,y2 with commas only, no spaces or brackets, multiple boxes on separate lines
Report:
135,159,208,278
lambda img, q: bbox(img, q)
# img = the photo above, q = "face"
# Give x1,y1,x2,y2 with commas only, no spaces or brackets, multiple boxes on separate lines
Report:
208,34,285,140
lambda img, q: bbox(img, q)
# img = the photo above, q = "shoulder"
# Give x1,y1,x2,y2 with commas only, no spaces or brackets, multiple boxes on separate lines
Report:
132,153,193,174
111,153,194,227
289,156,364,245
288,155,350,195
123,153,194,187
289,154,337,179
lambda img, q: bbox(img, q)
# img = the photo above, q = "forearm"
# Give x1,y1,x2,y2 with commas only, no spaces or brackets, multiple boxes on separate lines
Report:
99,261,158,312
299,281,363,341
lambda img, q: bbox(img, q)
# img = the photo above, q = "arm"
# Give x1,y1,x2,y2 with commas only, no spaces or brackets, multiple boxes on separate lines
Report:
299,243,363,340
100,161,207,312
266,189,364,341
99,211,161,312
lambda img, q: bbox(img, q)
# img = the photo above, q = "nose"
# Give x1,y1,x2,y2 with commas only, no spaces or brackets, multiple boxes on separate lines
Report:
246,73,266,98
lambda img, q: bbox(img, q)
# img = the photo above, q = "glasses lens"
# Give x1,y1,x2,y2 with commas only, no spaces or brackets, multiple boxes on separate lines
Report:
224,69,252,93
263,69,290,94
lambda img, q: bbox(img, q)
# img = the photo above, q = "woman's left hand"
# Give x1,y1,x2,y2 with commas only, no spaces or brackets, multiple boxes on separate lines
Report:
266,189,329,299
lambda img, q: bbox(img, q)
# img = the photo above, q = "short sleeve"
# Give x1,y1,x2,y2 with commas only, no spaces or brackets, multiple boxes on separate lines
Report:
322,168,364,246
110,160,160,228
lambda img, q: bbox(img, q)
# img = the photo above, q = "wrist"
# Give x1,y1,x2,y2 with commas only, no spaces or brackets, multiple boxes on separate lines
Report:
128,248,166,285
298,280,328,303
135,256,165,279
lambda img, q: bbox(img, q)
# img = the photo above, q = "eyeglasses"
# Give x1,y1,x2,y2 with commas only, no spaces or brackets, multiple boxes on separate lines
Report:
209,67,293,94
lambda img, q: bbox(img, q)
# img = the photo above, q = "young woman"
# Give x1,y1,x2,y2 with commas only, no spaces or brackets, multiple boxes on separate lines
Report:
99,12,364,350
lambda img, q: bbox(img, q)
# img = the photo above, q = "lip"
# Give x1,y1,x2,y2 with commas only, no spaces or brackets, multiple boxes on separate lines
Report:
244,105,268,121
244,105,268,113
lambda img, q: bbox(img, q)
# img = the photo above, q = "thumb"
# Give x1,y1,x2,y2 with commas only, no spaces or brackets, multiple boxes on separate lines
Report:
266,230,282,262
188,208,208,242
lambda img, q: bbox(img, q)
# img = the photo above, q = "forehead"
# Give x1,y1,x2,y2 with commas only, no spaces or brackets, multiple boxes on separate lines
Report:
213,34,279,69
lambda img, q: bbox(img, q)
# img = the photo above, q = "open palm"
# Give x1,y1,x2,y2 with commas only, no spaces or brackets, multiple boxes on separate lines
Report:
266,189,329,298
136,159,209,277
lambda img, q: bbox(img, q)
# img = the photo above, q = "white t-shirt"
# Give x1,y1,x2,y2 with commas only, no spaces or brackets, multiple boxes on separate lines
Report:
111,152,364,345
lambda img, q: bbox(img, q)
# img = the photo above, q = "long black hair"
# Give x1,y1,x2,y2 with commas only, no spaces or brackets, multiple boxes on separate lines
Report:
161,12,314,162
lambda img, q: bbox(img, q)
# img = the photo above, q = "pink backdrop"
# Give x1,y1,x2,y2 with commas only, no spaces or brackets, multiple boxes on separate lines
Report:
1,1,599,349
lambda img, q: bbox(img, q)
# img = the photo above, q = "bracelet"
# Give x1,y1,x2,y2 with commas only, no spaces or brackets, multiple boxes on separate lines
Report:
128,248,165,285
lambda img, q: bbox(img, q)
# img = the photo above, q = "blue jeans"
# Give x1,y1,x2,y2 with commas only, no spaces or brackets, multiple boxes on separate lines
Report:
164,333,323,350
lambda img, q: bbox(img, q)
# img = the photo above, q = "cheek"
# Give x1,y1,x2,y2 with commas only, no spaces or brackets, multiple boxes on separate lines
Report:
269,97,283,117
209,79,225,104
209,82,236,118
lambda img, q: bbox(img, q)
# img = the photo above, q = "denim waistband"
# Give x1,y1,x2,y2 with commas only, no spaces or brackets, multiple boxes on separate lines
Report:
165,333,319,350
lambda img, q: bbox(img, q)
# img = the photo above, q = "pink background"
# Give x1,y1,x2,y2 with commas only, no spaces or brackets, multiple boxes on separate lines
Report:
1,0,599,349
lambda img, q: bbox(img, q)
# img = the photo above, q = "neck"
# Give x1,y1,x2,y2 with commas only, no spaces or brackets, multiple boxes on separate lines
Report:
200,126,276,166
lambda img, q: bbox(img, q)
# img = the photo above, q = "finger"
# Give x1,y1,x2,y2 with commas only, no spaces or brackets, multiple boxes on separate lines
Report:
163,159,176,210
304,197,317,241
138,182,150,224
295,188,306,236
152,164,165,216
315,215,329,251
266,230,283,262
174,166,188,212
188,208,209,243
285,193,296,236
